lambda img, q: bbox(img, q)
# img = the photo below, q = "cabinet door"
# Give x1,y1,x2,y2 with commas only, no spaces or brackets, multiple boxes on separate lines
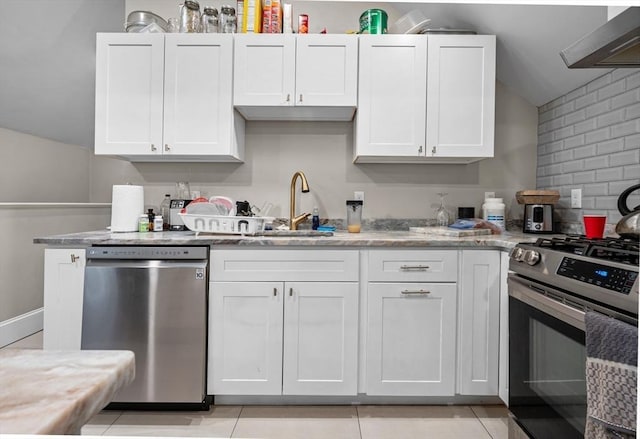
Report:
95,33,164,156
295,35,358,107
233,34,296,106
283,282,358,395
163,34,234,156
458,250,500,395
355,35,427,158
367,282,456,396
43,249,85,350
426,35,496,158
209,281,283,395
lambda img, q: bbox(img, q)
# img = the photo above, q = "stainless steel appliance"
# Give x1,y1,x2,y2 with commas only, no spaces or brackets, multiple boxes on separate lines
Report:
523,204,554,234
82,246,209,410
560,7,640,68
616,183,640,238
169,199,192,231
508,236,638,438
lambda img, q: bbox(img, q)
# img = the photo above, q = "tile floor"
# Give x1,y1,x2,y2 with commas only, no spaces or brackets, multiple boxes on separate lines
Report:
5,332,508,439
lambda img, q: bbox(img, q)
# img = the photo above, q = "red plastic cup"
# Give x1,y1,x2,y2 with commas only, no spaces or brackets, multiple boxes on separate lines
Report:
583,215,606,239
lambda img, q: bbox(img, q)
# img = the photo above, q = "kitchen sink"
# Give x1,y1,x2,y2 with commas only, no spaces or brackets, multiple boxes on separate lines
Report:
255,230,334,237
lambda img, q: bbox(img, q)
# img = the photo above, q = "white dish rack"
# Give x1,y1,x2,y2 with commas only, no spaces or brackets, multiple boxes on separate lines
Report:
179,213,268,235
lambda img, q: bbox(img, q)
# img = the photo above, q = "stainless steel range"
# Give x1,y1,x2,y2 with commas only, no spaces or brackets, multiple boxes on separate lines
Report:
508,235,639,439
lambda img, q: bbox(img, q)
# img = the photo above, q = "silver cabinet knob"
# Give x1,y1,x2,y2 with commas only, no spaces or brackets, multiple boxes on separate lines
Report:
70,254,80,263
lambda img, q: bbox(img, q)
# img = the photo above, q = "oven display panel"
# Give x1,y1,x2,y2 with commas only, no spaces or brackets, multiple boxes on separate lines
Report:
557,257,638,294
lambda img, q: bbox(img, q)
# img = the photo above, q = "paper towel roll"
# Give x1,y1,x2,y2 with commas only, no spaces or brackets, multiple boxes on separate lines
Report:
111,185,144,232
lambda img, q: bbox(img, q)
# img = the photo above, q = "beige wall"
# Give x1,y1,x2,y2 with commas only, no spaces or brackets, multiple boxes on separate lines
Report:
92,81,538,222
0,129,110,323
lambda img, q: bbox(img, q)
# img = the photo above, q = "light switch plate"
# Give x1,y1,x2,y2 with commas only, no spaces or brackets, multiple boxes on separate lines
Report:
571,188,582,208
485,191,495,199
354,191,364,202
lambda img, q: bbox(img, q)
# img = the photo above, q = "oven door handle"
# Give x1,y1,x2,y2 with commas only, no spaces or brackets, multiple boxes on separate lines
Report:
508,276,586,331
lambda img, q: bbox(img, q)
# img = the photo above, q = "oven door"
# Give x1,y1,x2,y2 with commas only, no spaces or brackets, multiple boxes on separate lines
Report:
508,275,587,439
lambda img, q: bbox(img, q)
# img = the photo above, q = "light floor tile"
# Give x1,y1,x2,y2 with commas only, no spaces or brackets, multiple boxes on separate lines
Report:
103,405,241,437
470,405,508,439
81,410,123,436
358,405,492,439
232,405,361,439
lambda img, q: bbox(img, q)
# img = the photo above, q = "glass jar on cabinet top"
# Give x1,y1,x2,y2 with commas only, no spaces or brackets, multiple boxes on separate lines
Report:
201,6,219,33
180,0,201,33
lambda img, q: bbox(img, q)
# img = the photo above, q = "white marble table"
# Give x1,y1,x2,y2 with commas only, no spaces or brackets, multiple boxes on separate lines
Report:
0,349,134,435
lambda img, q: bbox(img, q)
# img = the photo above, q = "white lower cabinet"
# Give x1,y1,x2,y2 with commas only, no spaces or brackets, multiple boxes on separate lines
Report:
43,248,85,350
208,249,359,396
457,250,501,396
365,250,458,396
366,282,457,396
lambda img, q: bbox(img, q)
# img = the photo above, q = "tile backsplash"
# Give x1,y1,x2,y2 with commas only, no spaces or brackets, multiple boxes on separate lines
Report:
536,69,640,228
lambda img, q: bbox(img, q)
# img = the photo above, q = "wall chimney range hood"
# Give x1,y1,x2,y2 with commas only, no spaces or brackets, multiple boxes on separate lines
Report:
560,7,640,68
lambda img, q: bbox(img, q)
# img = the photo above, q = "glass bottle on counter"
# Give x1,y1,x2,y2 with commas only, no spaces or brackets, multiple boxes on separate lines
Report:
147,209,156,231
159,194,171,231
219,6,237,33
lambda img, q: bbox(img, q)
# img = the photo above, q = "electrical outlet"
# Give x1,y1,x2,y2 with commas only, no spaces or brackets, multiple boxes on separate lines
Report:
571,188,582,208
354,191,365,202
485,191,495,199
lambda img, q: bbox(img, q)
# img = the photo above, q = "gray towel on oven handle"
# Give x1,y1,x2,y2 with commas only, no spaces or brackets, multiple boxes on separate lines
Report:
584,311,637,439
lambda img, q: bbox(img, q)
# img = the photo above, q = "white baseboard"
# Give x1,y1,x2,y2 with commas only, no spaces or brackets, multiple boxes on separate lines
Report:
0,308,44,347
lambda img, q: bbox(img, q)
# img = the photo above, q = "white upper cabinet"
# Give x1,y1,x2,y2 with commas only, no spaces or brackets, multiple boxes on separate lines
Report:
95,33,244,162
426,35,496,159
233,34,357,121
355,35,428,158
355,34,496,163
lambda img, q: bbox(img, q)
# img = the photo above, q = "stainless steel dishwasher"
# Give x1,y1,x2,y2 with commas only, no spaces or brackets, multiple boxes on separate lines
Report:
82,246,210,410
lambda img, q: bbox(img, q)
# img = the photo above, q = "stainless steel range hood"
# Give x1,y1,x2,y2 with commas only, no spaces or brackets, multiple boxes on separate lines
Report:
560,7,640,68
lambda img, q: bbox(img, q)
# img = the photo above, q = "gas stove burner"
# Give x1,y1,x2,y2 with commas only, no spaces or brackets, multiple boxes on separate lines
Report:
532,235,639,266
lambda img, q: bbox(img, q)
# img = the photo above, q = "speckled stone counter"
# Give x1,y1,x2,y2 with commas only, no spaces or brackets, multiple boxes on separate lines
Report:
34,229,544,250
0,349,134,435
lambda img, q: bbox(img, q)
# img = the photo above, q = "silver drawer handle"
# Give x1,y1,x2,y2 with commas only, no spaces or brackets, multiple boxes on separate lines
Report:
70,254,80,263
401,289,431,295
400,265,430,271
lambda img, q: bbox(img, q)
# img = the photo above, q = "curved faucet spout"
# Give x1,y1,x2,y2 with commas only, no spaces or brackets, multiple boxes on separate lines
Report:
290,171,310,230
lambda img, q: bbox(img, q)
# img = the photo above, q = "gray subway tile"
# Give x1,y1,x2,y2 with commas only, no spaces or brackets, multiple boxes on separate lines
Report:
573,170,597,184
611,120,639,138
574,118,598,134
596,167,624,182
597,109,626,128
564,109,586,126
583,183,609,196
596,138,625,155
627,72,640,90
545,163,563,175
609,150,640,167
581,197,596,209
624,133,640,149
564,134,585,149
537,153,554,166
538,109,554,124
553,150,573,163
553,126,575,140
553,174,573,186
573,144,597,159
610,180,640,196
566,85,587,102
538,132,553,145
563,160,584,173
611,89,639,109
585,100,612,118
597,80,626,101
624,165,640,179
537,176,553,187
612,69,638,82
586,73,612,93
594,196,618,210
584,156,609,170
575,91,598,110
553,101,575,118
585,127,610,144
625,102,640,121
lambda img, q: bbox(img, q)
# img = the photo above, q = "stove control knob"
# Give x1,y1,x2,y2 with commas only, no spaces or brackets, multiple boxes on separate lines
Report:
524,250,540,266
511,247,525,262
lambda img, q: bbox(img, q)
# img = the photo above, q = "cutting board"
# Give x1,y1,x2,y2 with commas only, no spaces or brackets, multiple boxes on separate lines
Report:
409,226,492,237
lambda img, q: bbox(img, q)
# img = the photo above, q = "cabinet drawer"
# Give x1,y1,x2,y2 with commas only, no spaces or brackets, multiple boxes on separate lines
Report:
211,249,359,282
368,250,457,282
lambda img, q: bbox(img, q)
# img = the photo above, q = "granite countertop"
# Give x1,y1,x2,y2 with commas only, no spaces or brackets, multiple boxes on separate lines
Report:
33,229,544,250
0,349,135,435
